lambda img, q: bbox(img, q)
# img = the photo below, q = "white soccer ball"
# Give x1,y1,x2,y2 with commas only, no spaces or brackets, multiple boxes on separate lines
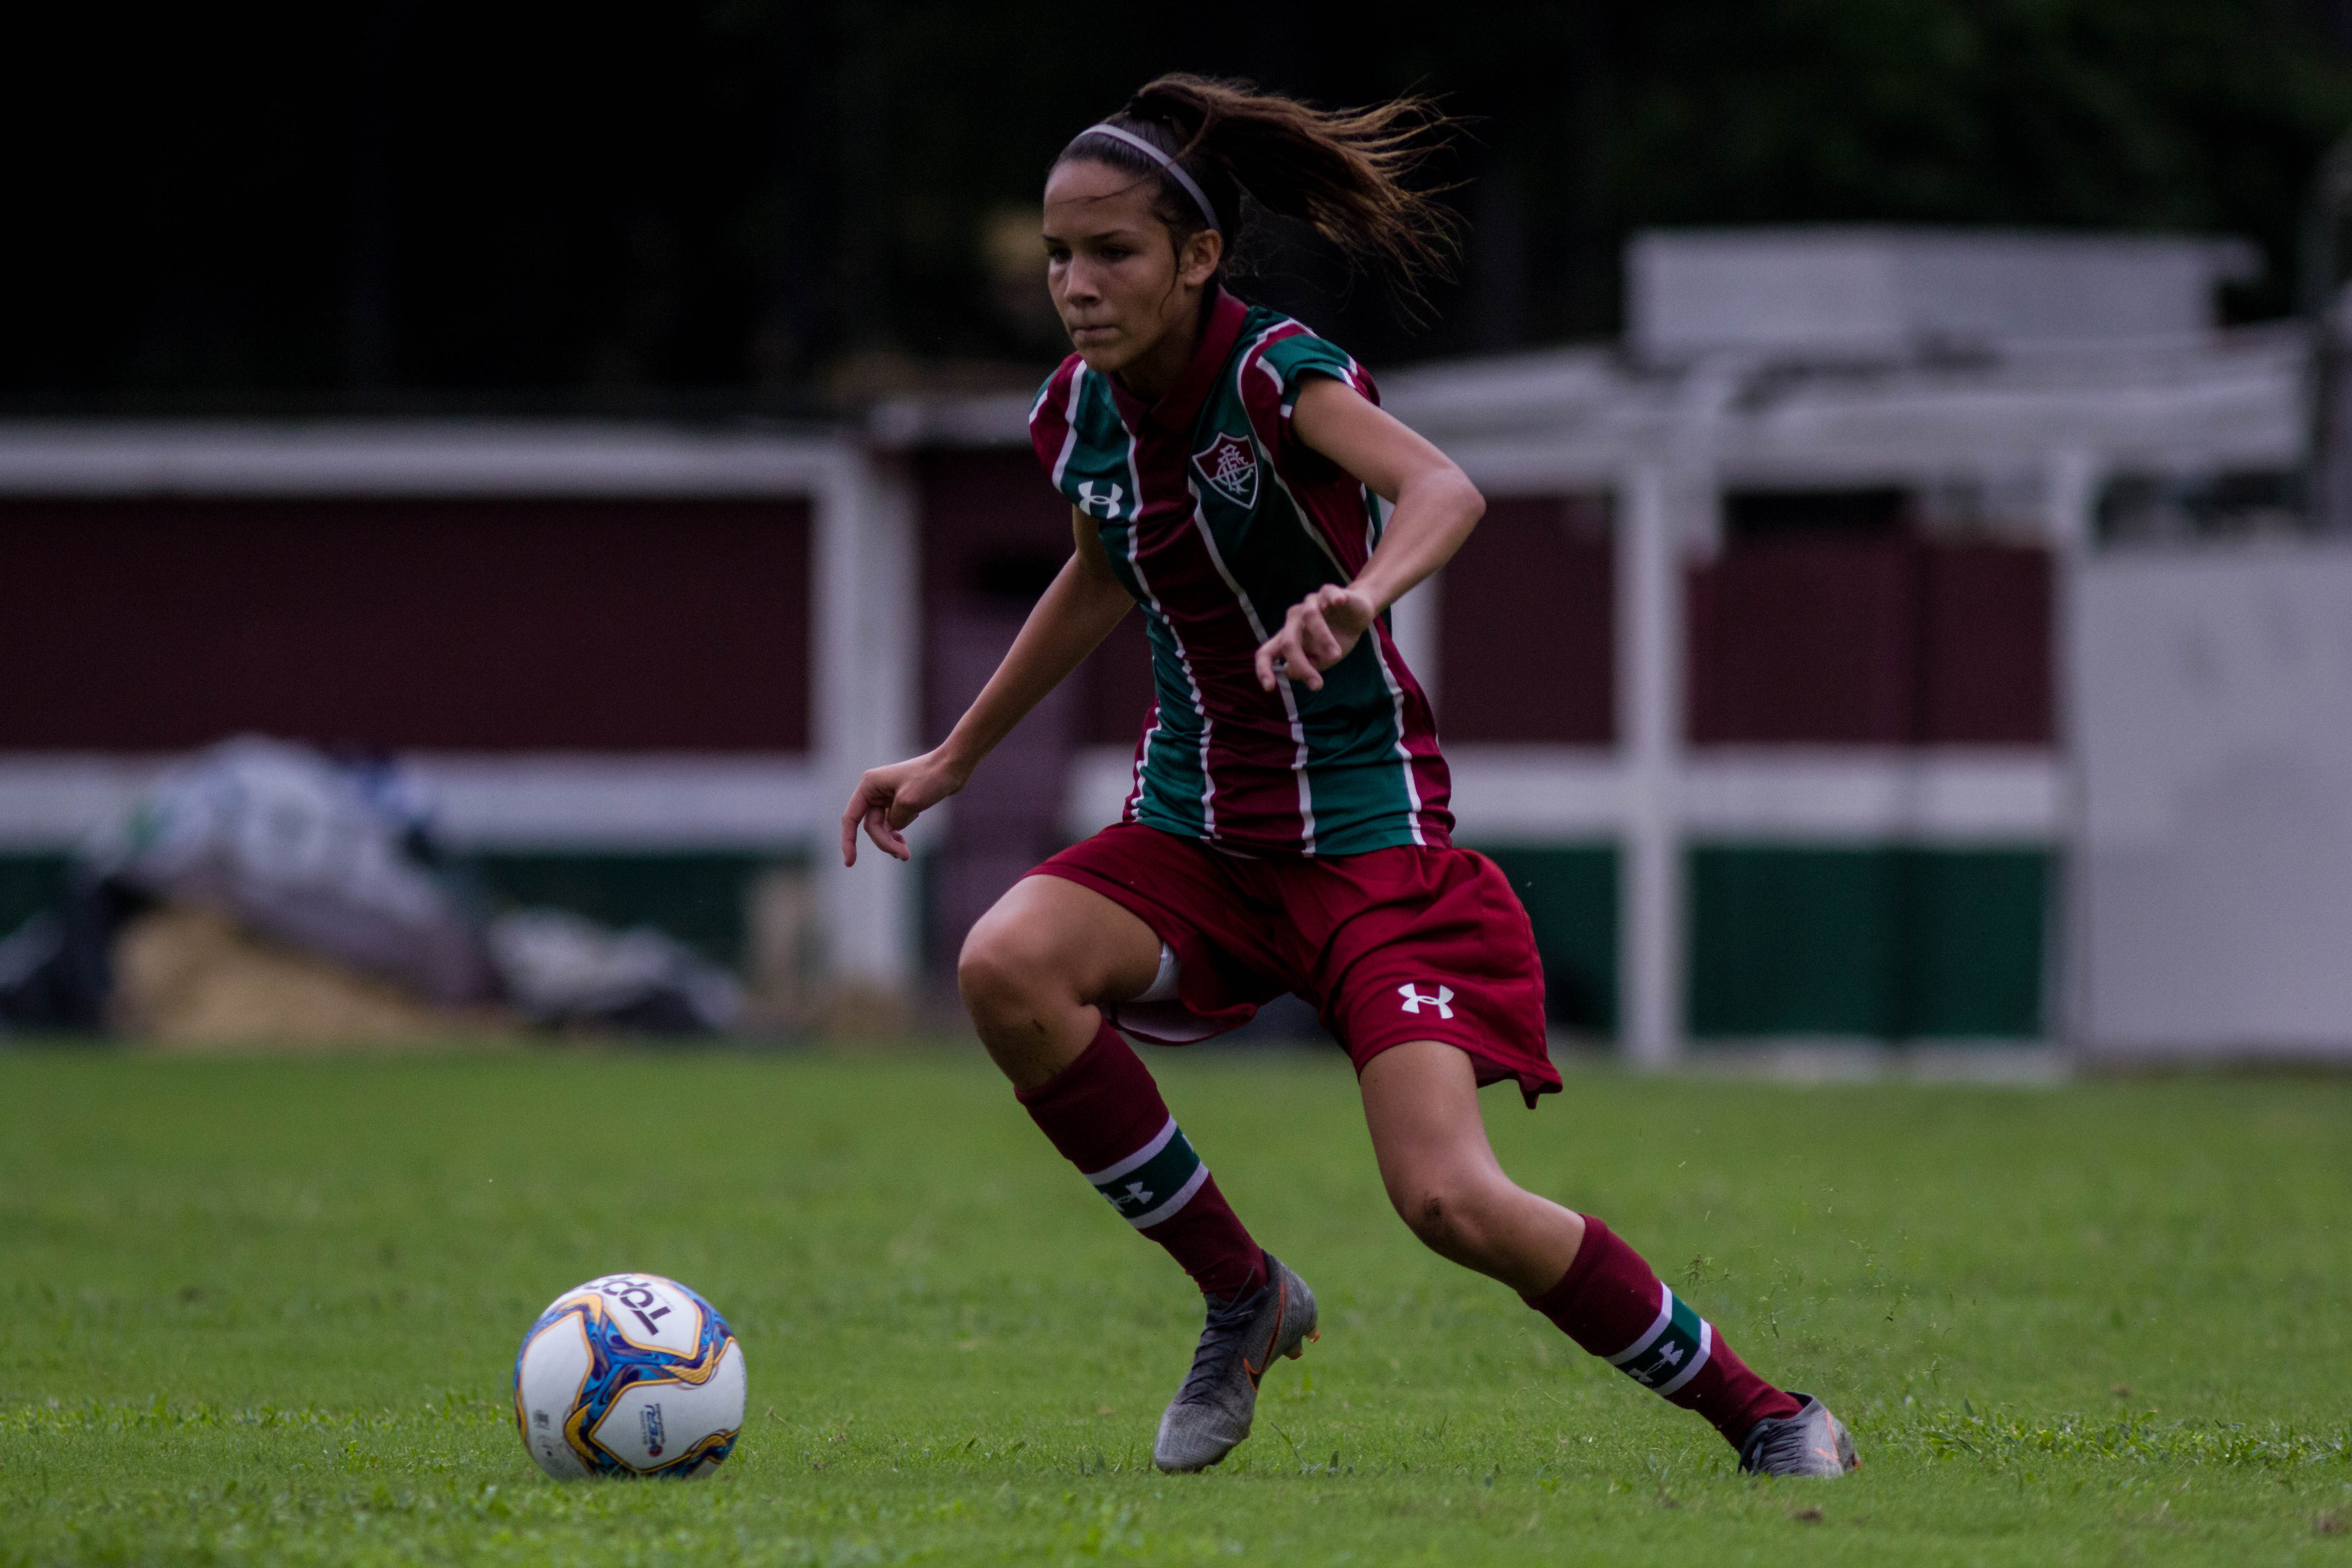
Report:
512,1273,747,1480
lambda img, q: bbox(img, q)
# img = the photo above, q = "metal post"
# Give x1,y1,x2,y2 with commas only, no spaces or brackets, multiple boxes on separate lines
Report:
1620,462,1683,1067
1389,571,1442,711
813,446,919,1006
2042,447,2102,1057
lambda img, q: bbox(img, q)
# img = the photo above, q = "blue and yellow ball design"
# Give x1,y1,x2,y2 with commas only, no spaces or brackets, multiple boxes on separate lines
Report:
512,1273,747,1480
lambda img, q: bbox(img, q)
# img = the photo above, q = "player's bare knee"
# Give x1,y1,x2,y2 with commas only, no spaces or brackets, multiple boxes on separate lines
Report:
1392,1171,1515,1263
1408,1190,1454,1250
956,920,1049,1022
1393,1177,1475,1253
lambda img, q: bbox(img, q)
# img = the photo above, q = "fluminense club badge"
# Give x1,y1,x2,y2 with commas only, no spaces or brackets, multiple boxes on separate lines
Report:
1192,431,1259,509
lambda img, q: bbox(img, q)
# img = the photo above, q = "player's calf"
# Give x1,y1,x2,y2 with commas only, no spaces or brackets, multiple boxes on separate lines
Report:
1524,1216,1855,1473
1014,1020,1266,1301
1360,1044,1848,1471
1385,1166,1573,1293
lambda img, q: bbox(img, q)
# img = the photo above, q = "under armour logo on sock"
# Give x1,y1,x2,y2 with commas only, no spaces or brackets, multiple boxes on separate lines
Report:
1397,983,1455,1019
1084,1117,1210,1231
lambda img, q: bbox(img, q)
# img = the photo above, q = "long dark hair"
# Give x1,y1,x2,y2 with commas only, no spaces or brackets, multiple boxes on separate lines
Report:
1054,74,1460,304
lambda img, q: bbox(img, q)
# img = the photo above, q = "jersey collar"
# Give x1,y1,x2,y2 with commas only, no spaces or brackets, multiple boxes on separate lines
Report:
1110,287,1249,436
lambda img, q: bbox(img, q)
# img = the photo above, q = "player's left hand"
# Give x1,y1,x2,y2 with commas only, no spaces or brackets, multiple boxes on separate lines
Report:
1254,583,1377,692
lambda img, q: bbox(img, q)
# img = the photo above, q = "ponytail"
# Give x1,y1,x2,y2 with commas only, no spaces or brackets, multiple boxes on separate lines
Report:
1057,73,1460,304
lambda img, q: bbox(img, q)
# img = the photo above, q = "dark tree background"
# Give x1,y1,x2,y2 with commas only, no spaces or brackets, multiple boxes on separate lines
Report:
13,0,2352,411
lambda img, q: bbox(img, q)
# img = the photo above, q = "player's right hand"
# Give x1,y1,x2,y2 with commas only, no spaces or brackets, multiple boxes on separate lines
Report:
839,751,966,866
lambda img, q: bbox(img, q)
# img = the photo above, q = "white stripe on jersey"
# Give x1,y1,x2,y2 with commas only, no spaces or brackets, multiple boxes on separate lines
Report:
1048,368,1086,490
1183,475,1318,856
1364,625,1428,848
1245,332,1422,846
1111,397,1217,838
1241,324,1351,573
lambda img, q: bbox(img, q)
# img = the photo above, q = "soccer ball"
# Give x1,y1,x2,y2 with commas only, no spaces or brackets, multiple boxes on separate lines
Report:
512,1273,747,1480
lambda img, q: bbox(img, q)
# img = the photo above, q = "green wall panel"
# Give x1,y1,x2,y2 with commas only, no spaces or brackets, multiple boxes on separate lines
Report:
1475,846,1617,1034
4,850,789,974
1688,845,2048,1039
466,853,794,969
1689,847,1899,1036
10,841,2047,1036
1896,849,2052,1037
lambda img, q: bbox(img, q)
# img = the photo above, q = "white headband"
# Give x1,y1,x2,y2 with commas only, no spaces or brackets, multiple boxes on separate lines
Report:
1074,122,1222,235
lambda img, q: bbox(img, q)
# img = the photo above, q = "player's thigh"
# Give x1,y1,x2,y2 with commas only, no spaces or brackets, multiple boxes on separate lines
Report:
958,870,1163,1009
1357,1040,1509,1212
1316,848,1558,1108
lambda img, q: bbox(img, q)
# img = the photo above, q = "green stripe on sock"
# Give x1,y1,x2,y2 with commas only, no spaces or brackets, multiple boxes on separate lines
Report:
1619,1290,1708,1391
1088,1126,1205,1229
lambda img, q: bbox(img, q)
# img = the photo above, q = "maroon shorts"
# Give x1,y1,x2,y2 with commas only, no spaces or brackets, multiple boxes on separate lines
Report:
1033,822,1559,1106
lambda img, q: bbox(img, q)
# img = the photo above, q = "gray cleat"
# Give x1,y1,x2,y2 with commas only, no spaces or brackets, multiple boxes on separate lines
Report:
1153,1253,1318,1473
1738,1393,1859,1477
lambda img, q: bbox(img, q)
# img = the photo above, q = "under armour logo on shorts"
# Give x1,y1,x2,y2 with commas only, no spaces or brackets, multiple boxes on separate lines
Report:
1397,983,1455,1019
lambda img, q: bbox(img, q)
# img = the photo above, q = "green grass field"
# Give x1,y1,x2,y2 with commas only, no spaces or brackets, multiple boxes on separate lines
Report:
2,1046,2347,1566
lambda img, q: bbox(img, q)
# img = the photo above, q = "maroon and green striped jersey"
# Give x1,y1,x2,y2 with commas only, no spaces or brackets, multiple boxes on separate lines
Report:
1028,288,1451,857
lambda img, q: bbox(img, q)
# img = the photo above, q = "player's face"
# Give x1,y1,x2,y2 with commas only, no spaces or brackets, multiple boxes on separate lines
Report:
1043,157,1220,378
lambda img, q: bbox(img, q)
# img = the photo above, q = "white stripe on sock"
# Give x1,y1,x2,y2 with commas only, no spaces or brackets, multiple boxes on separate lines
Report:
1653,1319,1713,1398
1607,1280,1676,1367
1082,1117,1177,1185
1124,1161,1211,1230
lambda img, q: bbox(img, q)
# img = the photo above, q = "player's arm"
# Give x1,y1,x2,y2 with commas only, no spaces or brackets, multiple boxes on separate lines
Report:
1252,375,1484,691
840,507,1132,864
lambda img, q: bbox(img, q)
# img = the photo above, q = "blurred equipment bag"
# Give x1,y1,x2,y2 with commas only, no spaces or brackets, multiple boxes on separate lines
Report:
485,909,742,1034
90,738,495,1005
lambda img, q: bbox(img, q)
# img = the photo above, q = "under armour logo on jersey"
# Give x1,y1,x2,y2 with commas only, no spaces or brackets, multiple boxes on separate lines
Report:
1191,431,1259,508
1076,480,1125,518
1397,983,1455,1019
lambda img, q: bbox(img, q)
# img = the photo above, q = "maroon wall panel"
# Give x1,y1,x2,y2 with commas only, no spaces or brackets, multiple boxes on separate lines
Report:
1688,538,2052,745
0,498,811,750
916,449,1155,748
1918,544,2053,744
1438,496,1614,744
1688,537,1919,744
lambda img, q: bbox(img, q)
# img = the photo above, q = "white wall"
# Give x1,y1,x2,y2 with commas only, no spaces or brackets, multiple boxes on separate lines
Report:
2073,545,2352,1057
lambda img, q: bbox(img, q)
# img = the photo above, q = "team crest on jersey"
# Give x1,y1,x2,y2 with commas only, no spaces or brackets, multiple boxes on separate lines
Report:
1192,431,1259,509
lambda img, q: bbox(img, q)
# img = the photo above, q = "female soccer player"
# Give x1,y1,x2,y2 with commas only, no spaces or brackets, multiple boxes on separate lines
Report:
841,75,1856,1479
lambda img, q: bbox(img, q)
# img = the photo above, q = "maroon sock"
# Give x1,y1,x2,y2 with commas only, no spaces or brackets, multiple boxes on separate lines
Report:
1014,1020,1267,1300
1524,1215,1802,1448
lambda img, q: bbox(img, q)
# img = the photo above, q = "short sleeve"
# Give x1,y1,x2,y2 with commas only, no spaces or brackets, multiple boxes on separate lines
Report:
1239,328,1378,481
1254,331,1377,417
